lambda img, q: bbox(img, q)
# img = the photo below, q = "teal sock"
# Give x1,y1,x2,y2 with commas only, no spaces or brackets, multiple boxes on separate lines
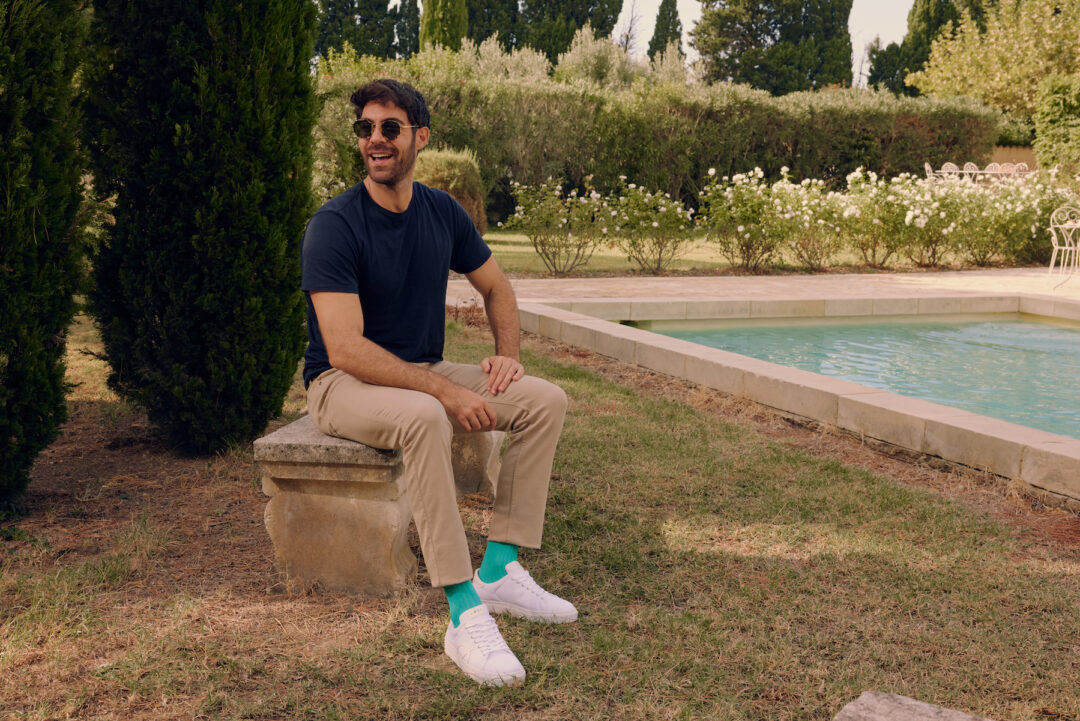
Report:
444,579,482,628
477,540,518,584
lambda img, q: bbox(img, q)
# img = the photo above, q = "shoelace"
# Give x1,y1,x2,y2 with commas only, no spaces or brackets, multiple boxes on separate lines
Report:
464,615,510,654
508,569,551,601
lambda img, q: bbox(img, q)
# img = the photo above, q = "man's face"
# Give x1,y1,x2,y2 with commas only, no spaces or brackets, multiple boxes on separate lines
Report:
358,101,429,189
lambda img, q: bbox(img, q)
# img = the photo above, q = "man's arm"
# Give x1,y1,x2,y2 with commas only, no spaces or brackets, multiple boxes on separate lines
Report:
465,256,524,396
310,291,497,431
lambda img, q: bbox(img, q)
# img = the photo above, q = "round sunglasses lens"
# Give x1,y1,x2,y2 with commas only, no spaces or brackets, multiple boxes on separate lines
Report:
381,120,401,140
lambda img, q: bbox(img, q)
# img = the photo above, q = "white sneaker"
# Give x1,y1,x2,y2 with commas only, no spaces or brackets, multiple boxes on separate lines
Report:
473,561,578,623
444,605,526,686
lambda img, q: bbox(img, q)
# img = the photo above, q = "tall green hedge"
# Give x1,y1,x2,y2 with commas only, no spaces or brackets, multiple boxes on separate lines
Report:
1034,74,1080,175
83,0,317,453
315,47,1001,219
0,0,87,507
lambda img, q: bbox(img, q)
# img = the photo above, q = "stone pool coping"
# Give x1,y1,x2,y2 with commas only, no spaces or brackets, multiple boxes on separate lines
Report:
512,291,1080,506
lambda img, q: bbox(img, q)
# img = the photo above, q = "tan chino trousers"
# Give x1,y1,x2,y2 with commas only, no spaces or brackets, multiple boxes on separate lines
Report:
307,362,567,588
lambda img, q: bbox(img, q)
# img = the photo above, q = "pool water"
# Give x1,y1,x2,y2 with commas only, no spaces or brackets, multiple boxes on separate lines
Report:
649,313,1080,440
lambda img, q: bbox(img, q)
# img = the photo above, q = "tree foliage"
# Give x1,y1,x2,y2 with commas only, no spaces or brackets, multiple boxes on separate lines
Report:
395,0,421,57
1034,74,1080,173
866,38,906,93
420,0,468,51
0,0,87,507
518,0,623,63
315,0,396,58
907,0,1080,119
867,0,992,94
466,0,518,49
691,0,853,95
83,0,317,453
647,0,683,60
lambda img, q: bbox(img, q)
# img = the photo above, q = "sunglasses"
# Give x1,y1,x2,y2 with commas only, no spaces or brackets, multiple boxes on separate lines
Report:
352,118,419,140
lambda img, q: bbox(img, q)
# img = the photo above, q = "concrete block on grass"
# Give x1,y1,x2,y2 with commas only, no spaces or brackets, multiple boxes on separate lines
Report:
834,691,992,721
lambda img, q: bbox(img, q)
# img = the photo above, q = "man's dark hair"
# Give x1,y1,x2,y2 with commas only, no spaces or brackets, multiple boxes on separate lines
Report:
350,79,430,129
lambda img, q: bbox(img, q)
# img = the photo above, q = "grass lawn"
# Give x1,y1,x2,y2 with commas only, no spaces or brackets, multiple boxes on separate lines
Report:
1,317,1079,719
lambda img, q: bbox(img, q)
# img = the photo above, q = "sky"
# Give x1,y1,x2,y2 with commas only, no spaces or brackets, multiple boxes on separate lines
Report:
613,0,916,85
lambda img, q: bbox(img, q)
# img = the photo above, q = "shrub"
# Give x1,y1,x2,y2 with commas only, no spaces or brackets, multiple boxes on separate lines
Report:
311,47,1002,220
998,115,1035,147
770,175,845,271
472,35,551,82
1034,74,1080,176
698,169,782,273
649,40,687,85
415,148,487,233
965,172,1074,266
775,89,1000,182
505,181,604,275
0,0,87,507
553,24,636,90
610,179,695,273
83,0,317,453
842,169,914,267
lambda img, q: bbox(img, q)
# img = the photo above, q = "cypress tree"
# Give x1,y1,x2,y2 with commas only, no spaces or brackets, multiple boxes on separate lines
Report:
0,0,87,507
466,0,518,49
315,0,396,58
647,0,683,60
692,0,852,94
518,0,623,62
867,38,906,92
83,0,317,453
419,0,468,50
395,0,421,57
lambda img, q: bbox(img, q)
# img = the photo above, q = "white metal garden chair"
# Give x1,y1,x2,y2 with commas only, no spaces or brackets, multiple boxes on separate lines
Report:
963,162,979,180
941,162,960,177
1048,205,1080,276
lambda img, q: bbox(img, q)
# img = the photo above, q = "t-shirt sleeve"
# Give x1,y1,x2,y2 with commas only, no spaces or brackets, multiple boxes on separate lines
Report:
301,210,360,293
447,196,492,275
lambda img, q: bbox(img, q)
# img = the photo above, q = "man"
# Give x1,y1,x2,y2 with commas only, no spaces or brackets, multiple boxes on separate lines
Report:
301,78,575,687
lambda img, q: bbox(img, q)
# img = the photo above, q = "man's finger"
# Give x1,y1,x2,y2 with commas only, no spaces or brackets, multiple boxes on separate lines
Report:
482,401,497,428
489,363,512,394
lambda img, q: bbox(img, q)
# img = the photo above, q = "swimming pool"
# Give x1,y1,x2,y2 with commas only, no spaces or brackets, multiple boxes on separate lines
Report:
644,313,1080,440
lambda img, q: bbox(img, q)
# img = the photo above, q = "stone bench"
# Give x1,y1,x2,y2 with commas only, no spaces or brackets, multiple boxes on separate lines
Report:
254,415,503,596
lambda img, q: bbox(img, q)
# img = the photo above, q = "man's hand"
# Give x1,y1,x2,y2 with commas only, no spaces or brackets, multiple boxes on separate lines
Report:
439,382,497,431
481,355,524,396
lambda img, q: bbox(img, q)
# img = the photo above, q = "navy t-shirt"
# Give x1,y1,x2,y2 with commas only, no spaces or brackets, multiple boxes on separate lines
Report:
301,181,492,387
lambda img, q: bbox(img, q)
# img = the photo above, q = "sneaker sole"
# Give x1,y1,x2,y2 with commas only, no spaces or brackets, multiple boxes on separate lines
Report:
483,600,578,624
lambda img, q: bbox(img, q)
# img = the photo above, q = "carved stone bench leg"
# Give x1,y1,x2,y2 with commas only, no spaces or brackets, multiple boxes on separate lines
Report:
262,464,416,597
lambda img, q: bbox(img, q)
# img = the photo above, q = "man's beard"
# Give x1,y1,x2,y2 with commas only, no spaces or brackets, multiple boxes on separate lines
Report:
365,134,417,188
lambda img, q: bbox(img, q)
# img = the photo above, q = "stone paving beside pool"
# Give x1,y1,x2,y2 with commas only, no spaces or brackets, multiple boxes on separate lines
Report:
447,268,1080,508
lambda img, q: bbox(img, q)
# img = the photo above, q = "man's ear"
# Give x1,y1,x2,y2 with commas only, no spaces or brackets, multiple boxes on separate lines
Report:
415,126,430,152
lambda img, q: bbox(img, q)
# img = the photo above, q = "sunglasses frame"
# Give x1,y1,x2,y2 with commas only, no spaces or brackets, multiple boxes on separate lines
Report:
352,118,419,140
